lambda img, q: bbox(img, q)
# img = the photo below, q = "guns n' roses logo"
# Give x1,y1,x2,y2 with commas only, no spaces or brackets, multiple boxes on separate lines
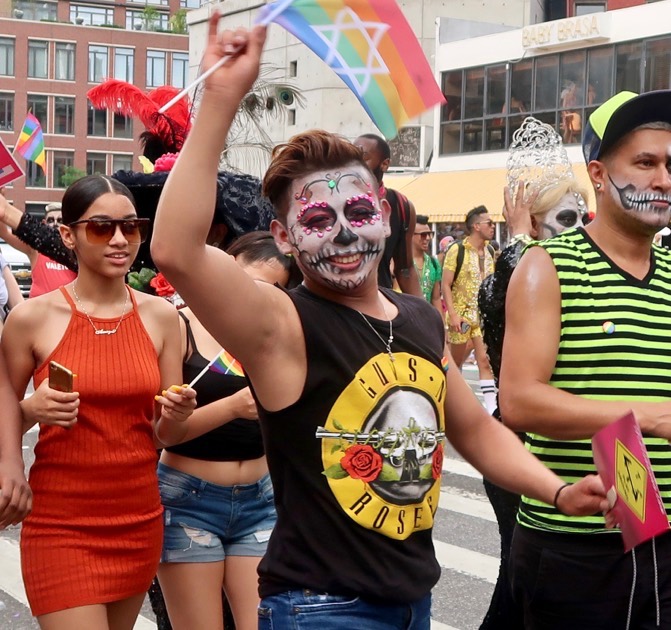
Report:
317,352,446,540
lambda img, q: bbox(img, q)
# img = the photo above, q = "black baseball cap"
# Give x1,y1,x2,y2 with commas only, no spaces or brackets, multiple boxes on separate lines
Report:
582,90,671,164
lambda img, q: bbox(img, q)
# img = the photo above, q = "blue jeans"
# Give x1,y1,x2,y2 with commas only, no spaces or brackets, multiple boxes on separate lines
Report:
258,590,431,630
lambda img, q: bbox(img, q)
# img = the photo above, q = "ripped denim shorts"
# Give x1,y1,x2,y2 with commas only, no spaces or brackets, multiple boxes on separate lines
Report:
158,462,276,562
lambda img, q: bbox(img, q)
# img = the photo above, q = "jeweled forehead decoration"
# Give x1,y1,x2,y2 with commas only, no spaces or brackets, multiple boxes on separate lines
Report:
294,172,372,205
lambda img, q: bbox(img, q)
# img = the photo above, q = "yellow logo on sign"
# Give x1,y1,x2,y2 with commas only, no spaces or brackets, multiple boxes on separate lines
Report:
615,440,647,522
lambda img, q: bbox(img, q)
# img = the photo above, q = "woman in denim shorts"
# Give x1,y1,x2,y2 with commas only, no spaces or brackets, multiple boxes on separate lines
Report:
157,233,294,630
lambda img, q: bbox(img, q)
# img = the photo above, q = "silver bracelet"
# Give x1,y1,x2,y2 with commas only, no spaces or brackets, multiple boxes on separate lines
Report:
509,233,533,247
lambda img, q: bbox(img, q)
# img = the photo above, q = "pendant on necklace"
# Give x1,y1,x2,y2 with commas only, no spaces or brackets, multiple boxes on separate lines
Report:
95,329,116,335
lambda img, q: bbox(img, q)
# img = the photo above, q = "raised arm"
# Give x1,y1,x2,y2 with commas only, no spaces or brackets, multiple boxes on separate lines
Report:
152,19,297,378
499,247,671,440
0,193,75,270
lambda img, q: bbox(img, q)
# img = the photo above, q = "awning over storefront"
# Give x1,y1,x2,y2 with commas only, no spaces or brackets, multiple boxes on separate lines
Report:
385,164,595,223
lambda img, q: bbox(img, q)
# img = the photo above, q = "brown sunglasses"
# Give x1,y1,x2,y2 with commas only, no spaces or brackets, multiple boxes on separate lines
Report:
68,218,150,244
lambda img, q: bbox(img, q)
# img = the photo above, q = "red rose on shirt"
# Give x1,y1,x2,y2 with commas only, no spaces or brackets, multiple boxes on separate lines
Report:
432,443,444,480
341,444,383,483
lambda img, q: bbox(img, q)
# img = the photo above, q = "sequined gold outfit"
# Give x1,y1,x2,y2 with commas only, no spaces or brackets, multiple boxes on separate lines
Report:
443,237,494,344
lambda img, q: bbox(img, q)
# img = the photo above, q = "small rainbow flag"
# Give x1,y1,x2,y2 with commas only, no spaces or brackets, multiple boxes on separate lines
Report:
15,112,46,169
441,356,449,373
257,0,445,139
210,349,245,377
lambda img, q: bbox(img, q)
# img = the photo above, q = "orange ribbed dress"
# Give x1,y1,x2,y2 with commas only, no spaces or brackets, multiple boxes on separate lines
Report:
21,286,163,617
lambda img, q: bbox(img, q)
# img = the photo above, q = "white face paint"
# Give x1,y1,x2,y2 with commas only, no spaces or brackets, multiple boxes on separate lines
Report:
538,192,585,240
605,128,671,230
287,167,389,292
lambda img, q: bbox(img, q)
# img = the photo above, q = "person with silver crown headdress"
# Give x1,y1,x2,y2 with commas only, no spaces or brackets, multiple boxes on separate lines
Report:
478,116,589,630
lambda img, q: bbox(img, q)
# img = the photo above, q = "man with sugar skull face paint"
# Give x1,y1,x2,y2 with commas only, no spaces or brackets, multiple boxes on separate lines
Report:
501,92,671,629
151,18,609,629
286,170,387,291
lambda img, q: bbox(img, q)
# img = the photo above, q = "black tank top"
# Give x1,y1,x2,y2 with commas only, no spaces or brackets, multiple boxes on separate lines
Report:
254,285,445,603
165,312,264,462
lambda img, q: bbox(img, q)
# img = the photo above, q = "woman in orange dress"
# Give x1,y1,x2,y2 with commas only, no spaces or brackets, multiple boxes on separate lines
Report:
1,174,196,630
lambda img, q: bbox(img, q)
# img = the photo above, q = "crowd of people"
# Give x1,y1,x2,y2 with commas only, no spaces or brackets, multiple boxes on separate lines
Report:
0,14,670,630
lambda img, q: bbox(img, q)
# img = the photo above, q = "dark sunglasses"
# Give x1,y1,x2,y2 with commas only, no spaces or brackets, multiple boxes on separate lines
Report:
415,231,434,238
477,220,495,227
45,216,63,225
68,218,150,244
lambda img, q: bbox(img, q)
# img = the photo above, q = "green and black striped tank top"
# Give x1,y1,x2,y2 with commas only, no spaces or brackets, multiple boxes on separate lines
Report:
519,228,671,534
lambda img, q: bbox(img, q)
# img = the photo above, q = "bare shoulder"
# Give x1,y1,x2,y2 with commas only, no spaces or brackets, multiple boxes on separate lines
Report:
508,245,557,292
5,289,68,327
133,289,178,322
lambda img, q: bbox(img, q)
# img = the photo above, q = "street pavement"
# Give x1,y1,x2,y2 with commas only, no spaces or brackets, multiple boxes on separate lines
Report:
0,366,498,630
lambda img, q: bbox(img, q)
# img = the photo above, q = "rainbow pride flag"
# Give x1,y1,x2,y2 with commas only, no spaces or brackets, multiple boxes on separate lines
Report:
210,349,245,377
15,112,46,169
257,0,445,139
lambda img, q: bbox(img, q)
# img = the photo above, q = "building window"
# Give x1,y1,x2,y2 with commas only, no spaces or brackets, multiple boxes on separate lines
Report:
171,52,188,89
437,36,671,155
55,43,76,81
147,51,166,88
87,152,106,175
645,37,671,92
112,154,133,172
126,10,143,30
54,151,74,188
180,0,200,7
14,0,57,21
288,109,296,126
26,161,47,187
0,93,13,131
54,97,75,135
113,113,133,138
114,48,134,83
126,9,169,31
616,42,643,94
28,41,48,79
574,2,606,16
70,4,114,26
534,54,559,111
87,104,107,136
27,94,48,130
88,45,109,83
0,38,14,76
289,60,298,77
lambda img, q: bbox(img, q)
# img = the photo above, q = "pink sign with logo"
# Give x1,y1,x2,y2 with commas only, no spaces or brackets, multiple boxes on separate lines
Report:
592,411,669,552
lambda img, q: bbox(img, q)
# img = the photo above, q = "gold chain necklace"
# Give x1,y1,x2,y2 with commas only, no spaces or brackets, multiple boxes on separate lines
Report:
357,297,395,362
71,282,129,335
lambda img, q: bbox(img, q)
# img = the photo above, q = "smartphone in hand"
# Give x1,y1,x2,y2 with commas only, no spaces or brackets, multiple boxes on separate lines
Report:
460,321,471,334
49,361,74,393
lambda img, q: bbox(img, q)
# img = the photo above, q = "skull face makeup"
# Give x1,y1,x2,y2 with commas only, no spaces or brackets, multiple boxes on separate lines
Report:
286,167,390,292
603,128,671,229
538,192,586,239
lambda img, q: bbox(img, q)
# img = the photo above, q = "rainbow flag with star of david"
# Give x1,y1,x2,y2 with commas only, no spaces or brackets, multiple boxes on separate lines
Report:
15,112,46,169
257,0,445,139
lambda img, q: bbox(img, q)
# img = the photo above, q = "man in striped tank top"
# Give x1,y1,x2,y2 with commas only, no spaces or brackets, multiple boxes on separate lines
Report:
501,90,671,628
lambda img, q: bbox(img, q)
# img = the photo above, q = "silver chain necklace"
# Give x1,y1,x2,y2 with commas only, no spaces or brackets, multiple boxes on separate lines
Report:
71,282,129,335
357,298,395,362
